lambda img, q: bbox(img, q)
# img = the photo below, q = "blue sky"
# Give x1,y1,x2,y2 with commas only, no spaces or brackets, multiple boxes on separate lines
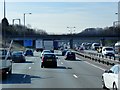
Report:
0,2,118,34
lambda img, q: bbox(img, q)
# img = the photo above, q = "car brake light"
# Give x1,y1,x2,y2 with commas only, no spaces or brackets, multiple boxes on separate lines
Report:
42,56,44,62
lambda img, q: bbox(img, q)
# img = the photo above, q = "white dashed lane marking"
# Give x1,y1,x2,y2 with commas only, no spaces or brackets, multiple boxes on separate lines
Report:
61,62,63,64
73,74,78,78
29,67,31,69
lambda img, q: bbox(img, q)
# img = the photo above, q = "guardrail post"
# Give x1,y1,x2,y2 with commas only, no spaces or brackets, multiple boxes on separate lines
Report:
113,56,115,60
109,56,111,59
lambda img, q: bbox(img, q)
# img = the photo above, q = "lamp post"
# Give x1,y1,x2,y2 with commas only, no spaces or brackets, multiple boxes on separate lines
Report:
67,27,76,49
23,13,32,38
114,11,120,27
23,13,32,28
23,13,32,48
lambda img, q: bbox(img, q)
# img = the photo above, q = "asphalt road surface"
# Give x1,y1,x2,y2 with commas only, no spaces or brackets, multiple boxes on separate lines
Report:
1,51,107,89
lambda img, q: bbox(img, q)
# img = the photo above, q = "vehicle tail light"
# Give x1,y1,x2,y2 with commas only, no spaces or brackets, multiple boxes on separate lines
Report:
42,56,44,62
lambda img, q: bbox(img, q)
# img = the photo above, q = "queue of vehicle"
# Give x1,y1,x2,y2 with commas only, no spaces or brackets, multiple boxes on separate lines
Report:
1,40,120,90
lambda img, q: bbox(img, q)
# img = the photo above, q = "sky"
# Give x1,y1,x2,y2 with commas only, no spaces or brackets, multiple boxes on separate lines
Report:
0,1,119,34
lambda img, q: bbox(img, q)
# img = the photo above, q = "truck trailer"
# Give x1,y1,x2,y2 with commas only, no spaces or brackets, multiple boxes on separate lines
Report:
35,39,43,52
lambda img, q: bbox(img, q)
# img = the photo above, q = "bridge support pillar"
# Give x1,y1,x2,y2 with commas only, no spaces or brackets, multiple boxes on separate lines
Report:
70,39,73,49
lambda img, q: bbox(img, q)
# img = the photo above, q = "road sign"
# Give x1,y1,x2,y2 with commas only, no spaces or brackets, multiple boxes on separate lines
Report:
24,40,33,46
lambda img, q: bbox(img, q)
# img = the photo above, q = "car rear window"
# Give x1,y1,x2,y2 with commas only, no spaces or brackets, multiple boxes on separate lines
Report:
13,52,23,55
44,51,51,53
44,54,56,59
68,52,75,55
105,48,114,51
94,44,100,46
26,50,32,53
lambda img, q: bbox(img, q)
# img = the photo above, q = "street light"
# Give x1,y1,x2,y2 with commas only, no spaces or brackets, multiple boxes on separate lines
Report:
23,13,32,48
23,13,32,28
114,12,120,27
67,27,76,49
23,13,32,37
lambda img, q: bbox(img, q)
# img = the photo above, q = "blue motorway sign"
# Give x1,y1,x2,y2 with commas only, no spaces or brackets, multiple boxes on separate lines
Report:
24,40,33,46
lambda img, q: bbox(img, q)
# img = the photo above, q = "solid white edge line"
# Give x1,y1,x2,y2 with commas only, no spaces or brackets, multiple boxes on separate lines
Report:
61,62,63,64
84,61,105,71
73,74,78,78
76,56,105,71
29,67,31,69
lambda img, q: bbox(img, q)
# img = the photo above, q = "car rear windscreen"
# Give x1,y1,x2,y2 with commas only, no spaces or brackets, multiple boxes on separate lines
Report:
44,54,56,59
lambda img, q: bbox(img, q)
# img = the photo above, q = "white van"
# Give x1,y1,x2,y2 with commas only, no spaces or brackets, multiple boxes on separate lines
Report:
115,41,120,54
102,47,115,57
91,43,100,50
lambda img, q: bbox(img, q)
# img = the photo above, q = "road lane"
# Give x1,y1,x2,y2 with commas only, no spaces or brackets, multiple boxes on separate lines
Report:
59,56,104,88
1,51,105,89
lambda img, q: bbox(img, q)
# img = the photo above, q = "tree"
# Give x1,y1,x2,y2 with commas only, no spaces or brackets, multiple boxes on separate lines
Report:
2,17,9,39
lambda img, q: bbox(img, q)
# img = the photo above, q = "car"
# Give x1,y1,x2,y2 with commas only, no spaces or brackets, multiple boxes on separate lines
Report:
0,48,11,59
0,48,12,79
102,64,120,89
65,51,76,60
41,53,57,68
0,58,12,79
41,50,52,58
24,49,34,56
115,41,120,54
11,51,26,63
102,47,115,57
62,49,68,56
91,43,100,50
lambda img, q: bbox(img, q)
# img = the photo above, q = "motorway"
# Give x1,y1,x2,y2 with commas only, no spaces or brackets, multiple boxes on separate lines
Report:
1,50,110,89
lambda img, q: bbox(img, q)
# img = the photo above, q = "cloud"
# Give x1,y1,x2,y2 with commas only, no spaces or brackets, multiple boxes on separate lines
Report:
0,2,117,34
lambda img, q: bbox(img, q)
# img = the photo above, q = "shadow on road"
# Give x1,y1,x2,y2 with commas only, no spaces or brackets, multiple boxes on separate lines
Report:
1,73,41,84
65,59,83,61
57,66,72,69
24,61,33,63
45,66,72,69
